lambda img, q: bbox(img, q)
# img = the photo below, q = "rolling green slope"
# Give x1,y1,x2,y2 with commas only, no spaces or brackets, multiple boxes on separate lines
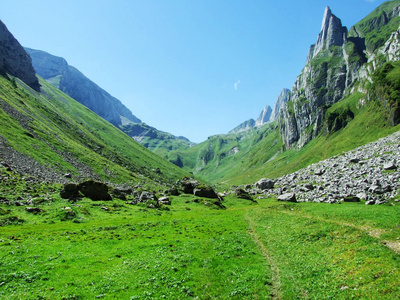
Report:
0,75,189,188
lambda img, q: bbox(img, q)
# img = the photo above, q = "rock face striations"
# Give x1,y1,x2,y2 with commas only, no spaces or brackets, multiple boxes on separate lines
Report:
276,4,400,149
307,7,348,62
26,48,141,127
255,105,272,127
0,21,40,91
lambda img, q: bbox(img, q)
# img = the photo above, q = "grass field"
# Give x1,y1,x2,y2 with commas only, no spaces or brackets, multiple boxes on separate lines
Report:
1,172,399,299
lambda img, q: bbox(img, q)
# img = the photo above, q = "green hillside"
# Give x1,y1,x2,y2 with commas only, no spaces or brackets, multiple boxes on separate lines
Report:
172,61,400,187
0,75,189,189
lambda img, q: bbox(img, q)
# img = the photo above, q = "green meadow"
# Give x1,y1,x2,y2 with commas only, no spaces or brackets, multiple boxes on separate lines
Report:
1,167,399,299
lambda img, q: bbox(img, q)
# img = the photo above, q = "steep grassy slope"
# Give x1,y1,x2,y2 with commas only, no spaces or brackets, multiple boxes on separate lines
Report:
348,0,400,52
0,75,189,188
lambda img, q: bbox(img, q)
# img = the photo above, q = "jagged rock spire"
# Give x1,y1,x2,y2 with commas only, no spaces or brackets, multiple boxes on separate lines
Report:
307,7,348,62
255,105,272,127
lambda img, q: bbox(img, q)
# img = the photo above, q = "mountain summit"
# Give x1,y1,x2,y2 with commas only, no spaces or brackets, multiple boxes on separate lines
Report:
308,6,348,62
25,48,141,126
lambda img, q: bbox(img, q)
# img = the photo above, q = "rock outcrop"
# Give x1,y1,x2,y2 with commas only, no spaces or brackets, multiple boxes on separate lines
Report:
255,105,272,127
307,7,348,63
0,21,39,91
270,88,290,122
25,48,141,127
277,4,399,149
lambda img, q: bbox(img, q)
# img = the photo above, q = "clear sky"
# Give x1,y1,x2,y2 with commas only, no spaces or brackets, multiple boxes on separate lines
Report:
1,0,389,143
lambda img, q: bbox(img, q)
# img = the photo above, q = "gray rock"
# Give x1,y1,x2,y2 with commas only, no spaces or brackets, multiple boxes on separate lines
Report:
235,188,253,200
139,191,158,203
25,207,44,214
158,196,171,205
193,186,218,199
383,161,397,170
180,177,200,194
277,193,297,202
255,105,272,127
255,178,275,190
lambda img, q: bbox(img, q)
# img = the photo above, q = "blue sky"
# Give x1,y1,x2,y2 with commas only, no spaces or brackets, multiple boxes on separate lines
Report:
2,0,388,143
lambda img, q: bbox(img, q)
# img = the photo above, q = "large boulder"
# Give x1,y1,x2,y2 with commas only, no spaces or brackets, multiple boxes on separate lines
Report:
235,188,253,200
193,185,218,199
78,180,112,201
277,193,297,202
255,178,274,190
180,177,200,194
60,183,80,200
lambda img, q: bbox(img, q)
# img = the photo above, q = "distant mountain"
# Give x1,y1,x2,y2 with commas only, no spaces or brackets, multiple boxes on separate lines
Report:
26,48,194,154
229,119,256,134
25,48,141,126
0,24,189,186
229,88,289,134
255,106,272,127
0,21,39,91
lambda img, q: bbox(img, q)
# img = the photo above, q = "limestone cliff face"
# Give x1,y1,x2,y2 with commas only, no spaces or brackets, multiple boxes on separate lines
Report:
0,21,39,91
26,48,141,126
255,105,272,127
307,7,348,63
278,7,368,148
270,88,290,122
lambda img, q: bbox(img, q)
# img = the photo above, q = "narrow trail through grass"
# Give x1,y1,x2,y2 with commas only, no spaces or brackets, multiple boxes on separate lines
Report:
278,209,400,254
245,210,282,299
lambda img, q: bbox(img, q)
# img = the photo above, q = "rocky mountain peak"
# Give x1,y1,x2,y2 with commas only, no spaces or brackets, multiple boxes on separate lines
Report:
0,20,40,91
308,6,347,62
255,105,272,127
270,88,290,122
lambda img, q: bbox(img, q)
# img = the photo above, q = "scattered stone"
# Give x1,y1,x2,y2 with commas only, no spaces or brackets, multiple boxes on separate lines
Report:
343,195,360,202
255,178,275,190
383,161,397,170
167,187,180,196
25,207,44,214
139,191,158,203
277,193,297,202
193,185,218,198
180,177,200,194
235,188,253,200
158,196,171,205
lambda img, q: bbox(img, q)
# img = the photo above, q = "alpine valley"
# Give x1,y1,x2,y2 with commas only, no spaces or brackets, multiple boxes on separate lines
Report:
1,1,400,299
